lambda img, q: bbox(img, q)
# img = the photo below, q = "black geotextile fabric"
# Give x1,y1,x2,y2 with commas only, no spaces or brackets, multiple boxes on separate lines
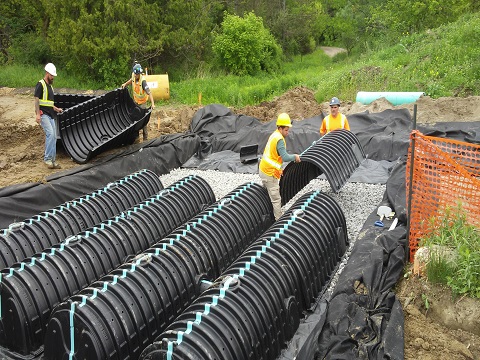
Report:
190,104,325,156
190,104,480,164
0,133,199,228
1,103,479,359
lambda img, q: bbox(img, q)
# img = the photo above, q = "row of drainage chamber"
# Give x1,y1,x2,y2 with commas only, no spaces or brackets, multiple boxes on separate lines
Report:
0,129,363,359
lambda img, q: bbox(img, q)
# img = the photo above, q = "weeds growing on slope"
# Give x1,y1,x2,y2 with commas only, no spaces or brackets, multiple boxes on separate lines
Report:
420,202,480,298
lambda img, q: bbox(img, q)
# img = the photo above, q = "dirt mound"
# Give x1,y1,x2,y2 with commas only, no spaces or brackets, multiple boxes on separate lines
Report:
236,86,325,121
348,95,480,124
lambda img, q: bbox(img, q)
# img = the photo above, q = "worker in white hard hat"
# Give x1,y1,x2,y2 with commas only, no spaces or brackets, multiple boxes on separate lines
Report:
259,113,301,220
121,63,155,141
320,97,350,136
34,63,63,169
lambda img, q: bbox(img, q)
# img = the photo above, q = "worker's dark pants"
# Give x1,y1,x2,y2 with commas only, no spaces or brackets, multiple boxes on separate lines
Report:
138,103,149,140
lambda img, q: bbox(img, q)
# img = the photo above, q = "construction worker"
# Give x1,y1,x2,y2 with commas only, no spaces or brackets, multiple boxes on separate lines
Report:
259,113,301,220
121,63,155,140
320,97,350,136
34,63,63,169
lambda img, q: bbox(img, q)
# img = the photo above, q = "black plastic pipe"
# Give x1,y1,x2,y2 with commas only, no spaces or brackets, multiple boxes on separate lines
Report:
0,169,163,271
58,88,151,163
280,129,365,204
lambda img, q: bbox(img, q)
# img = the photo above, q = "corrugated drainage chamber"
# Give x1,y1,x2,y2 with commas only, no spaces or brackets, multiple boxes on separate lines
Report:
0,175,215,356
58,88,151,163
54,93,96,110
0,169,163,271
140,191,348,360
43,182,274,360
280,129,365,204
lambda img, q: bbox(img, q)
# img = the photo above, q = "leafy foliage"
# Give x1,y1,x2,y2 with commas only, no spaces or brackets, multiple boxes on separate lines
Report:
8,33,51,65
157,0,225,81
2,0,478,86
44,0,168,86
420,203,480,298
369,0,471,38
314,12,480,100
212,12,282,76
0,0,48,63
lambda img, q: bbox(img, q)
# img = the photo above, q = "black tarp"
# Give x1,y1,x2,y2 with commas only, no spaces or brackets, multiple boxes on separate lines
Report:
0,103,479,360
0,133,199,228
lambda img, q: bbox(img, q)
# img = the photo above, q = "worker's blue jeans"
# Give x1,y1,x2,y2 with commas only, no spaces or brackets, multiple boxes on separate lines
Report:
40,114,56,162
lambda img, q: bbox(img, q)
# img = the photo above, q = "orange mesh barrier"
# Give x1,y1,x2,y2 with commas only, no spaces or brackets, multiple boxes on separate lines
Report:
406,130,480,262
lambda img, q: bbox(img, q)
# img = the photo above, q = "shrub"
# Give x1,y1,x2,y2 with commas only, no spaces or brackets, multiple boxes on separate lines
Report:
212,12,283,76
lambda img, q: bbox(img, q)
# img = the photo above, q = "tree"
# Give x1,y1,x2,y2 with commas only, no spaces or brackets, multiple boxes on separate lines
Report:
212,11,282,75
158,0,225,78
0,0,49,64
368,0,471,42
44,0,168,85
267,0,324,57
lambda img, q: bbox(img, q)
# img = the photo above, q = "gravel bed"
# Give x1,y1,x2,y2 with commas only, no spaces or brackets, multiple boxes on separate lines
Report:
160,168,386,297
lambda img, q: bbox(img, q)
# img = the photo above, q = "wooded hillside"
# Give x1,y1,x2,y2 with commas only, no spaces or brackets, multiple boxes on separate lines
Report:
0,0,477,85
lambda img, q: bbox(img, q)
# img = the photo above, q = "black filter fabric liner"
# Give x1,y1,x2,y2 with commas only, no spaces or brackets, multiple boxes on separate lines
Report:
0,133,199,228
314,214,408,359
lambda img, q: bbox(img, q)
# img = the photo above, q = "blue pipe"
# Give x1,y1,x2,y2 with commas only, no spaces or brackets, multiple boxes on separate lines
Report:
356,91,424,106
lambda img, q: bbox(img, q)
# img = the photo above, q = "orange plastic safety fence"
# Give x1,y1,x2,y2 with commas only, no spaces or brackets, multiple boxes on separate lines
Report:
406,130,480,262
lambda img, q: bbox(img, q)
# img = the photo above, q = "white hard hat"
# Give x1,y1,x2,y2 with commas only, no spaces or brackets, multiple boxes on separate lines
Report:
45,63,57,76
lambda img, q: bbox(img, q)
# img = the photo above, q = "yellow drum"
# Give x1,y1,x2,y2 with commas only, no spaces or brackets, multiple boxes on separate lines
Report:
144,74,170,100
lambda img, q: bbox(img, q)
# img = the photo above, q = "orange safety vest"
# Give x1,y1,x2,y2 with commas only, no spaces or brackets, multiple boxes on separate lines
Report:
259,130,285,179
131,73,148,105
321,113,349,134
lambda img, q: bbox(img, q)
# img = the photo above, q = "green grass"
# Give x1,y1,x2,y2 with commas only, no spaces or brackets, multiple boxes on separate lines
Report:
0,64,104,91
420,203,480,298
0,12,479,107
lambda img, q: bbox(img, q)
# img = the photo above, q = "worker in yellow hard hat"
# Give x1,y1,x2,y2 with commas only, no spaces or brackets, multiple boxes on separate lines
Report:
320,97,350,136
259,113,301,220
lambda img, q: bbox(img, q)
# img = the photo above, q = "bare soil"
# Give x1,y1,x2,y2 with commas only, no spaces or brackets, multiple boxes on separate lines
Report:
1,85,480,359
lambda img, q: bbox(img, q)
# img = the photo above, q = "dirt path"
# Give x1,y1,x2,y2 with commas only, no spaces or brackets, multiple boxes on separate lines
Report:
321,46,348,57
1,86,480,358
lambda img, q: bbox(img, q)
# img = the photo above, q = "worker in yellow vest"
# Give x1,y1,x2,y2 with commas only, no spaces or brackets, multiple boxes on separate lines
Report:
34,63,63,169
320,97,350,136
259,113,301,220
121,63,155,140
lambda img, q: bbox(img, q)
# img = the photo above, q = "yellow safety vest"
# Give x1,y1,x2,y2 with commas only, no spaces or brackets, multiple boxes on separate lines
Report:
324,113,346,133
131,73,148,105
259,130,285,179
39,79,54,107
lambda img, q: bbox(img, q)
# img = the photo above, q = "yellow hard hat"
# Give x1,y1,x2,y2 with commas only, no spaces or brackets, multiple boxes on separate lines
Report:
276,113,292,127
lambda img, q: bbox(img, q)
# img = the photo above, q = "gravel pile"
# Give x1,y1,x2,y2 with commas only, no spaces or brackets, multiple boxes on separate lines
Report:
160,168,386,297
